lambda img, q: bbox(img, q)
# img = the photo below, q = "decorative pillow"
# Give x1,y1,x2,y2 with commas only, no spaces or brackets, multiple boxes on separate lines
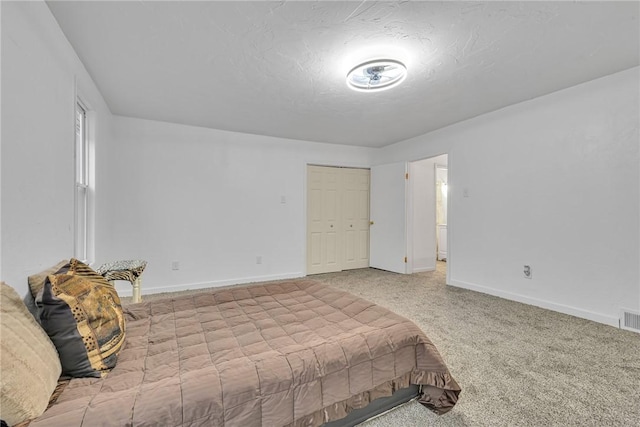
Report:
68,257,110,282
0,282,62,426
37,259,126,378
27,259,69,298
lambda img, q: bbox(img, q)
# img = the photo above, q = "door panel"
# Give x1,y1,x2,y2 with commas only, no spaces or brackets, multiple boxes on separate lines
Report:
310,232,322,265
307,166,342,274
326,231,339,266
357,173,370,265
324,169,341,271
370,162,407,274
308,169,322,272
344,229,355,262
342,168,370,270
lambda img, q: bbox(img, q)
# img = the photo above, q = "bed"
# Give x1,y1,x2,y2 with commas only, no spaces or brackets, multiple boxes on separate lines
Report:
5,276,460,426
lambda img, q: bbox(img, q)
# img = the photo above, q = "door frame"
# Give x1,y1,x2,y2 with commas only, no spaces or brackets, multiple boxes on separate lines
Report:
435,163,448,262
405,153,452,285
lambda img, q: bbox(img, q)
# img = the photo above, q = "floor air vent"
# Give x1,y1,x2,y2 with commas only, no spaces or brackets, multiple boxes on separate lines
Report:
620,310,640,333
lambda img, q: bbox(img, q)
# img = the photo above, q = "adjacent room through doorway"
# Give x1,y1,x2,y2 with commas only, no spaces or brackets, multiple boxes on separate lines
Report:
407,154,449,277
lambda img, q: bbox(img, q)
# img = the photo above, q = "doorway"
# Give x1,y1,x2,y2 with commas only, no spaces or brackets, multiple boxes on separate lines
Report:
406,154,448,274
435,164,448,261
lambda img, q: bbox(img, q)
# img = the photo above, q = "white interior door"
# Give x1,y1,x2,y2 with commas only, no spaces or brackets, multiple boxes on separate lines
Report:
342,168,370,270
307,166,342,274
370,162,408,274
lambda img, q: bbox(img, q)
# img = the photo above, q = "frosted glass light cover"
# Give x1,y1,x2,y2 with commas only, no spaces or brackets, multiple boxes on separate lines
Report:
346,59,407,91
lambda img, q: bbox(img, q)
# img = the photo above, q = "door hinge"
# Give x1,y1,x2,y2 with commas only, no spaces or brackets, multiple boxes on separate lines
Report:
404,256,407,263
405,173,409,180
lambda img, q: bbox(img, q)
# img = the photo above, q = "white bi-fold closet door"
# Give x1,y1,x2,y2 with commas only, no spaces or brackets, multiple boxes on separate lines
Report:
307,165,370,275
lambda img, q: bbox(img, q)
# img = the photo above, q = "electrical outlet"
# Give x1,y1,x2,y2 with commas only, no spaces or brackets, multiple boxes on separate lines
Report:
256,256,262,265
171,261,180,270
523,265,532,279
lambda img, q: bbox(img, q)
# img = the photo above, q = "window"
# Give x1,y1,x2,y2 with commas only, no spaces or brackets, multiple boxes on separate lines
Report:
74,101,89,261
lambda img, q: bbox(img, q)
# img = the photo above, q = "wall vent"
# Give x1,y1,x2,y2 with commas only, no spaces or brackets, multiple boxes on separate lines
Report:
620,309,640,333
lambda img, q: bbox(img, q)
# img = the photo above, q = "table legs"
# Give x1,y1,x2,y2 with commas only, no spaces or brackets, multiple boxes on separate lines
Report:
132,278,142,303
108,278,142,303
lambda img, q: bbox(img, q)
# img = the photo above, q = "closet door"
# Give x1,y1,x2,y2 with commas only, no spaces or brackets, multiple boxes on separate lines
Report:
307,166,371,274
342,168,370,270
307,166,342,274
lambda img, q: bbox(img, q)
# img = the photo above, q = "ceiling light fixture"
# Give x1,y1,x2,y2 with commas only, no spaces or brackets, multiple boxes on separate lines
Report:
346,59,407,92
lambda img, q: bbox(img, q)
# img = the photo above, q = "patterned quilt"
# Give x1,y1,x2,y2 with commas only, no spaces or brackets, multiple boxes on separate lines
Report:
30,280,460,426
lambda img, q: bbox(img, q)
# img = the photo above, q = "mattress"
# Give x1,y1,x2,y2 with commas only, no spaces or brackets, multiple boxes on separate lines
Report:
29,280,460,426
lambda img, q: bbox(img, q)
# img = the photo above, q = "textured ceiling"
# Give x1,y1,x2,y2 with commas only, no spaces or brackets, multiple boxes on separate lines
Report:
47,1,639,148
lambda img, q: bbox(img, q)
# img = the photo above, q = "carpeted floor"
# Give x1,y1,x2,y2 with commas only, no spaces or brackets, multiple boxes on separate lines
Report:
123,262,640,426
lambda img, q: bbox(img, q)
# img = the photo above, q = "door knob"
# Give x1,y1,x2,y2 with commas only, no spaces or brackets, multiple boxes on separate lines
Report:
330,224,333,228
350,224,353,228
370,221,374,225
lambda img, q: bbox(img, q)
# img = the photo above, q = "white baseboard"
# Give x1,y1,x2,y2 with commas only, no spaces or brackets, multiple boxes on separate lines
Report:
449,279,619,328
115,272,305,297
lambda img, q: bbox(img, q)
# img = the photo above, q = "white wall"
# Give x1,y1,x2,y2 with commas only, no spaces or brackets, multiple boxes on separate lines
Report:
101,116,375,296
2,1,637,329
377,67,640,326
408,155,447,272
1,1,113,297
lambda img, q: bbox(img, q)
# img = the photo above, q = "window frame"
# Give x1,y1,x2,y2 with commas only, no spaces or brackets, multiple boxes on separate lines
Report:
74,99,91,262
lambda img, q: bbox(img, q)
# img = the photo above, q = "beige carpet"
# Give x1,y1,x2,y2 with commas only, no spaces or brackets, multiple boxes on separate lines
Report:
123,262,640,426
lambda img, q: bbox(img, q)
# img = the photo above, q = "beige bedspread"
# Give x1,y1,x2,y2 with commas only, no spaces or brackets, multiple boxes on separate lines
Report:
30,280,460,426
